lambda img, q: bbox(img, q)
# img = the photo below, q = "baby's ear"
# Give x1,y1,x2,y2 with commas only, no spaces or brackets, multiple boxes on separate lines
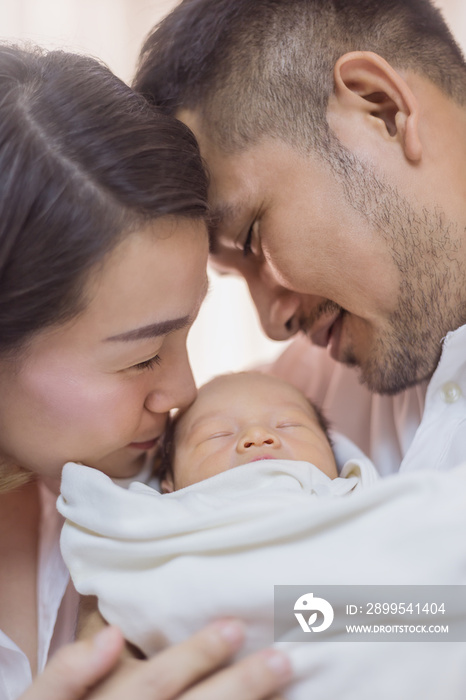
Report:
161,475,175,493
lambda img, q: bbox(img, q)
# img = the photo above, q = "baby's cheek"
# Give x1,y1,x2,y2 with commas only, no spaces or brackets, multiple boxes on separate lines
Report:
203,446,234,478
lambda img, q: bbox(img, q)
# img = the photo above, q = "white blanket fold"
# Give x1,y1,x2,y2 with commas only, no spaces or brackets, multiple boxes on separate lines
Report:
58,456,466,700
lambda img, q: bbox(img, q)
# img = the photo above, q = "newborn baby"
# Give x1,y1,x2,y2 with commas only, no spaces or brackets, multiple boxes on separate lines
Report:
159,370,349,491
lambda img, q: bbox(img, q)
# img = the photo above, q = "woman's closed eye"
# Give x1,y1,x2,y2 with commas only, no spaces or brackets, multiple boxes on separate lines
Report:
132,354,162,371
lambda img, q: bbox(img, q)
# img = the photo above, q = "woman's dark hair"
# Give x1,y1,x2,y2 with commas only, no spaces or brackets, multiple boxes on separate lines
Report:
0,43,208,357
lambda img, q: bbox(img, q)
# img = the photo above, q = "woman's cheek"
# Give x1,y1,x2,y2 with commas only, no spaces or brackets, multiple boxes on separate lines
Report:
27,366,139,445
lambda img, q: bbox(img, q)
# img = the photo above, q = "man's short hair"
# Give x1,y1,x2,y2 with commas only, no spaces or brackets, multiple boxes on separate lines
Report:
134,0,466,155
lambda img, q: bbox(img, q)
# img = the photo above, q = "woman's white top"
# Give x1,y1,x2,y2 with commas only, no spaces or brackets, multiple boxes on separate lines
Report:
0,460,155,700
0,481,78,700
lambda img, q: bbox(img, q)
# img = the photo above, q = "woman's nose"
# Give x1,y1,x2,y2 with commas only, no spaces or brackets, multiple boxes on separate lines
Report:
237,426,281,452
144,351,197,414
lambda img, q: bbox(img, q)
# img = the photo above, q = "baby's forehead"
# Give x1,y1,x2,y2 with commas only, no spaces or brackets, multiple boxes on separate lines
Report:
176,372,316,435
198,371,310,405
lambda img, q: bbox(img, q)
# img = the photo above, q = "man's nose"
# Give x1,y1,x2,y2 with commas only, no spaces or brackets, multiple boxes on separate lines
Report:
244,262,313,341
237,426,281,452
248,280,303,341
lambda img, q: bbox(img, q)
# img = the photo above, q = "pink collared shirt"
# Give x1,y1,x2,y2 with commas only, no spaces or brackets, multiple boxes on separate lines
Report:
269,324,466,475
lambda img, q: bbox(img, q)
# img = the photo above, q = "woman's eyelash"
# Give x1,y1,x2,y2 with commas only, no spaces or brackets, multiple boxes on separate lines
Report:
242,224,254,257
133,354,162,371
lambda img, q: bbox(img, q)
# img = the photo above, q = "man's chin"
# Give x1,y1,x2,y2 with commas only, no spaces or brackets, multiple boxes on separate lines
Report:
356,356,436,396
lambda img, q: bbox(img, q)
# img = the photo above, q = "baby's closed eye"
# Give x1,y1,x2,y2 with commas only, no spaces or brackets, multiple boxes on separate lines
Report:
206,431,234,440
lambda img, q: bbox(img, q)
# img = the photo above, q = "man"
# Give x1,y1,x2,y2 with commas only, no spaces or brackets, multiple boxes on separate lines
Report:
134,0,466,475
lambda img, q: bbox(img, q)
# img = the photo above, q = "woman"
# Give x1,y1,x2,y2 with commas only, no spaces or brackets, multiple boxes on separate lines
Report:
0,44,291,700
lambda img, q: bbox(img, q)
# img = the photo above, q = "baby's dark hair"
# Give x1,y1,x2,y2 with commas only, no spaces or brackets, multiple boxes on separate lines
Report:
155,385,333,486
156,410,184,484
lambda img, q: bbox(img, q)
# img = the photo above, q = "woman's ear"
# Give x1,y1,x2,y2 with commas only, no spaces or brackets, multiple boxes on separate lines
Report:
330,51,422,163
161,474,175,493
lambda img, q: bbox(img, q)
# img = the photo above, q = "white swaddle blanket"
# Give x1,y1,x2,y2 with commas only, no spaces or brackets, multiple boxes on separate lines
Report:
58,451,466,699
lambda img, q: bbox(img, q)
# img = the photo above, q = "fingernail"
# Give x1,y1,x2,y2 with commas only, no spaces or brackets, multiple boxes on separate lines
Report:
262,649,292,679
215,619,245,648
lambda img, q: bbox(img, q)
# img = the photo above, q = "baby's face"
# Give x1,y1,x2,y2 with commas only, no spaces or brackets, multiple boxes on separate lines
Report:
165,372,338,491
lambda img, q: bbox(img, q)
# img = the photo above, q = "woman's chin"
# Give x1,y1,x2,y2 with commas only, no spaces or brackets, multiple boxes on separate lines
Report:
84,450,148,479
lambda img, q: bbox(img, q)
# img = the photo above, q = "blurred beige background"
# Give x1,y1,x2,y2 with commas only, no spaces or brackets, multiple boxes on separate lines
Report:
1,0,464,386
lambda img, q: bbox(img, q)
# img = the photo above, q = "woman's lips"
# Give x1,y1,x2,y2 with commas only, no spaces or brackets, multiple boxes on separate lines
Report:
128,437,159,451
249,455,275,462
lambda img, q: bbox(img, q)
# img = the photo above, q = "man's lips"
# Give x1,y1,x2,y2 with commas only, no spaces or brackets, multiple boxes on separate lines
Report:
128,437,160,451
308,309,343,348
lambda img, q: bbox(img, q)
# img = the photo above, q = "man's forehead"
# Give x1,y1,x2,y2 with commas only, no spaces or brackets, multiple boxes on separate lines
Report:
176,108,261,254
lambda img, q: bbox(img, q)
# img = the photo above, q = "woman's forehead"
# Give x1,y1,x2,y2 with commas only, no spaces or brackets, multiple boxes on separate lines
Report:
76,220,208,333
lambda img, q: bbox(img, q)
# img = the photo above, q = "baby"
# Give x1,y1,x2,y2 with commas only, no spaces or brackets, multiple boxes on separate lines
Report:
158,371,340,493
58,371,377,649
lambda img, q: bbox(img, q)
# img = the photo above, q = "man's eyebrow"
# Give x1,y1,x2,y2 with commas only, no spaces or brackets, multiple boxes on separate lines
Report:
105,316,191,342
208,202,241,254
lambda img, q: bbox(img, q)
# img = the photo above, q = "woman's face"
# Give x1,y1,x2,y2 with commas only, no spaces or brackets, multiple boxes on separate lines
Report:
0,217,208,481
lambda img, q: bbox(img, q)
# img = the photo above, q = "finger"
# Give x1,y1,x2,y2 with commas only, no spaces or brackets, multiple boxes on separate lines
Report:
122,619,246,699
20,626,124,700
181,648,292,700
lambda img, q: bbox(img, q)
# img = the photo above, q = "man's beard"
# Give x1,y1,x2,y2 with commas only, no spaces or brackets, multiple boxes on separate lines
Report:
318,135,465,395
344,300,443,396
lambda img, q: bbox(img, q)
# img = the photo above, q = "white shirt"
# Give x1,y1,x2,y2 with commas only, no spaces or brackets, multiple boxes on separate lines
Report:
0,481,78,700
269,323,466,475
0,461,156,700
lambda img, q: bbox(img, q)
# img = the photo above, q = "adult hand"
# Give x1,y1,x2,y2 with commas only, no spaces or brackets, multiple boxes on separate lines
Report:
19,621,291,700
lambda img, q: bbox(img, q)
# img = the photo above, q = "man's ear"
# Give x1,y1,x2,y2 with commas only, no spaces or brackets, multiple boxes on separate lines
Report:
161,474,175,493
330,51,422,163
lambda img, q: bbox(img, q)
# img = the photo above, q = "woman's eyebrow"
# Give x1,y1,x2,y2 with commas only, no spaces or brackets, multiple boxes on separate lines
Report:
105,316,190,342
106,275,210,343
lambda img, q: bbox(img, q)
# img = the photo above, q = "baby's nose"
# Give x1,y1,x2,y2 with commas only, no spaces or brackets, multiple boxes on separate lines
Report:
237,426,280,452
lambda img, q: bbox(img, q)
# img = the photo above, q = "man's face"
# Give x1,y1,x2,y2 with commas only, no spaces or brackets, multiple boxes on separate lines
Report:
179,109,463,395
167,372,337,491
